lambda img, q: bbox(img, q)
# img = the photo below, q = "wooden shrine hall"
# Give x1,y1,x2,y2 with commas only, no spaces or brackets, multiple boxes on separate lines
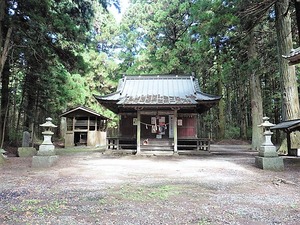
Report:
94,75,221,155
61,106,109,147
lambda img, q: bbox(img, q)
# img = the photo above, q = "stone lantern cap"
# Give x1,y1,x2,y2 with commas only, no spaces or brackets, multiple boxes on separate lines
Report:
258,117,275,128
40,117,57,129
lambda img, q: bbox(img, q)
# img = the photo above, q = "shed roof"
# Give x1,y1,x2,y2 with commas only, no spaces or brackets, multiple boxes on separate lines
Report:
94,75,221,113
61,106,110,120
271,119,300,133
282,47,300,65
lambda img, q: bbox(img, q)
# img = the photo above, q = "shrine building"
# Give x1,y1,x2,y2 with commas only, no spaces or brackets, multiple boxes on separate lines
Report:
94,74,221,155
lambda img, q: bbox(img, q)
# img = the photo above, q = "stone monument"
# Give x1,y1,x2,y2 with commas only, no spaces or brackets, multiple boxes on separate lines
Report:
255,117,284,171
32,117,59,168
17,130,37,157
22,131,31,147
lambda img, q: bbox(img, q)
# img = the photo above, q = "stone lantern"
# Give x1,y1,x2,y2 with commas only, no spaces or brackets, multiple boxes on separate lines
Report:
32,117,59,167
38,117,57,155
255,117,284,171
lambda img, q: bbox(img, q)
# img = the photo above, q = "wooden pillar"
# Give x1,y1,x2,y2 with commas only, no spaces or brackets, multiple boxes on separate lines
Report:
287,131,291,155
136,111,141,154
173,110,178,154
72,117,75,131
117,115,121,150
95,117,98,131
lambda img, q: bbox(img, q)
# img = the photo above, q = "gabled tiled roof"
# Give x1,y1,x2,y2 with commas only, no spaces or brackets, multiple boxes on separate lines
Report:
94,75,221,113
61,106,110,120
282,47,300,65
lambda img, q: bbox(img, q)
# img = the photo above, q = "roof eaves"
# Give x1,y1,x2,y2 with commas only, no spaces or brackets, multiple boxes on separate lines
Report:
60,105,110,120
282,47,300,65
195,91,222,101
271,119,300,131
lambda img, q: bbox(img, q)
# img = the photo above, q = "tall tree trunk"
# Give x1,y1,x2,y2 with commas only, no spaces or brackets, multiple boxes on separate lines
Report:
0,0,13,80
276,0,300,153
0,61,10,145
275,0,300,121
216,44,225,140
238,85,247,139
249,29,263,150
0,0,5,51
23,75,36,130
294,0,300,45
217,71,225,140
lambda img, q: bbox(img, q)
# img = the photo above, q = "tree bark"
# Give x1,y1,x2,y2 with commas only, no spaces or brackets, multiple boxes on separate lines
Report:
0,0,12,80
0,61,10,145
294,0,300,45
249,29,264,150
215,43,225,140
0,27,12,79
238,85,248,139
217,70,225,140
275,0,300,121
276,0,300,153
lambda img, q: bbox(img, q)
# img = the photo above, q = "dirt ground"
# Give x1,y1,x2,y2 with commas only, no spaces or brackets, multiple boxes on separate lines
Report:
1,145,300,225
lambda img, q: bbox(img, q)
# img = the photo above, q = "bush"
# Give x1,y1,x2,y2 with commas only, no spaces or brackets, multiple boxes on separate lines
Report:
225,125,240,139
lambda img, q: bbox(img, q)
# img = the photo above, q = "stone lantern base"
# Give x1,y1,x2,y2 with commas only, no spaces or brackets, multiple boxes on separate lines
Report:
32,155,59,168
32,138,58,168
255,145,284,171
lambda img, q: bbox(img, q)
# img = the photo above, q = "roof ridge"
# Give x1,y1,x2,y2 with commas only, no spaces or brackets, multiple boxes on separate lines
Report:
124,74,191,78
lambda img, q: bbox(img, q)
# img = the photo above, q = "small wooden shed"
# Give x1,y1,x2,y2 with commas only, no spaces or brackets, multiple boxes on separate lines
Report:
61,106,109,147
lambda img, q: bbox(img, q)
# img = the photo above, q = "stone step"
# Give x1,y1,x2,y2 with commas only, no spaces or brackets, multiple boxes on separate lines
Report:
141,145,173,150
141,138,173,147
140,151,175,156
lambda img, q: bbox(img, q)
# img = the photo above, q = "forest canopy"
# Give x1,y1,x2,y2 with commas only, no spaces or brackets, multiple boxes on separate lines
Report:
0,0,299,149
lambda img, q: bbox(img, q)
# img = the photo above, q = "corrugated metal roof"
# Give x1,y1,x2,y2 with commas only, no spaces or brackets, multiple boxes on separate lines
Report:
271,119,300,132
96,75,220,105
121,76,194,98
282,47,300,58
282,47,300,65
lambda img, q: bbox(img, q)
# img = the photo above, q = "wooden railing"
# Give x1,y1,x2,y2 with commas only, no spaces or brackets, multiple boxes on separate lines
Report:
107,137,137,150
177,138,210,151
107,137,210,152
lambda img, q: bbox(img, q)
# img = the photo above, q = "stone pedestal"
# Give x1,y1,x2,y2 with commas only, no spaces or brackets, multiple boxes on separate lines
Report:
255,156,284,171
18,147,37,157
255,145,284,171
32,155,59,168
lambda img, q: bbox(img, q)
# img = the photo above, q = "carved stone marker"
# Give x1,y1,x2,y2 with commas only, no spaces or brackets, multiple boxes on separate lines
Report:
22,131,31,147
18,130,37,157
32,117,59,167
255,117,284,171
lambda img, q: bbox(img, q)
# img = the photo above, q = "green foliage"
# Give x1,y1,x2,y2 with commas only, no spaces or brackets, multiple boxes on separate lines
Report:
1,0,299,144
225,125,240,139
1,0,122,142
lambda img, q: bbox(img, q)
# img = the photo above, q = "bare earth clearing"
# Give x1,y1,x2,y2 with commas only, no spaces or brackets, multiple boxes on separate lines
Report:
1,145,300,225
